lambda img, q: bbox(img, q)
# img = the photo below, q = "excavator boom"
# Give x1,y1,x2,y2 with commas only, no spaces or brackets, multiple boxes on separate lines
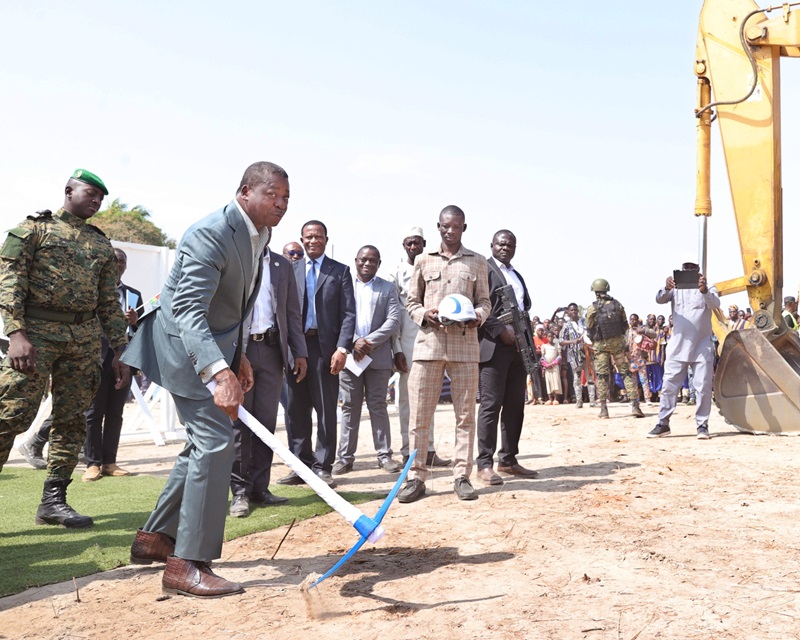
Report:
696,0,800,433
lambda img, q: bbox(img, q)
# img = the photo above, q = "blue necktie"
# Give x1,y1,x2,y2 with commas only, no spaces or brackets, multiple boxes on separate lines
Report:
305,259,318,331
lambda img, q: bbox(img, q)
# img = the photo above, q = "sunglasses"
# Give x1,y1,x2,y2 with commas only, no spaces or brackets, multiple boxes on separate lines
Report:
287,250,304,257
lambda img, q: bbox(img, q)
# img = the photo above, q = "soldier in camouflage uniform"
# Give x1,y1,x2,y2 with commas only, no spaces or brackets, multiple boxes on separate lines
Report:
585,278,644,420
0,169,129,528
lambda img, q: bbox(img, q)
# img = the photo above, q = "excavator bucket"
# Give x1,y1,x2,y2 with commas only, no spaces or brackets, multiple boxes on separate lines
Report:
714,329,800,434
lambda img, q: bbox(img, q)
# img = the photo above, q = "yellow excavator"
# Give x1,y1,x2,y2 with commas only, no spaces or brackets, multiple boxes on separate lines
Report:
695,0,800,433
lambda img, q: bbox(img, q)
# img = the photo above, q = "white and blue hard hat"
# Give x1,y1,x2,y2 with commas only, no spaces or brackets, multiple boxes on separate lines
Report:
438,293,477,325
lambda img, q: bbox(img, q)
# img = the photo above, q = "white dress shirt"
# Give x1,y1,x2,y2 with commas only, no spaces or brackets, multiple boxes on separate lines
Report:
355,276,376,338
233,198,271,298
498,262,525,309
250,248,275,333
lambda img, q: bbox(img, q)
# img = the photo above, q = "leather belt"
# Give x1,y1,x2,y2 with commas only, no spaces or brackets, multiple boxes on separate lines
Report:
251,327,279,346
305,328,318,337
25,306,96,324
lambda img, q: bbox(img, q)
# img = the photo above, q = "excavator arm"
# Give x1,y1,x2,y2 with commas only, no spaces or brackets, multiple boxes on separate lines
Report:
696,0,800,433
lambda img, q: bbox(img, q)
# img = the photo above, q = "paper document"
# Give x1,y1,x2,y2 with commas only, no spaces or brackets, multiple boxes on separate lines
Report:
345,353,372,376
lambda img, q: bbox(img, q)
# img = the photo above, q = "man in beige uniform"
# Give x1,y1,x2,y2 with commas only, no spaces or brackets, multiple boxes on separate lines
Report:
397,205,491,503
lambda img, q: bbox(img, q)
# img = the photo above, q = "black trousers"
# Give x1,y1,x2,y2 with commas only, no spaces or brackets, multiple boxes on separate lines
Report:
84,349,132,467
477,345,527,469
286,335,339,473
230,340,284,497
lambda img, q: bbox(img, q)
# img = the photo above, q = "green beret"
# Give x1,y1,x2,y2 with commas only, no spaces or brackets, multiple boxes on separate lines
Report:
71,168,108,195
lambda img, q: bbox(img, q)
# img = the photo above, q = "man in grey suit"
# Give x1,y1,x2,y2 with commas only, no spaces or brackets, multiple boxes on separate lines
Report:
123,161,290,599
476,230,538,485
228,246,308,518
333,246,401,475
277,220,356,488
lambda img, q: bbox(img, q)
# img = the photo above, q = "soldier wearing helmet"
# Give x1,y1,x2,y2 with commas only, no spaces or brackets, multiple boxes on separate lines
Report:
585,278,643,419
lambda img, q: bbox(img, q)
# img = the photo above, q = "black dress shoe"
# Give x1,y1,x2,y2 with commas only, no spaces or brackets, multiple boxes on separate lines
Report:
228,494,250,518
276,471,306,486
250,490,289,506
315,470,337,488
377,457,400,473
426,451,452,467
332,460,353,475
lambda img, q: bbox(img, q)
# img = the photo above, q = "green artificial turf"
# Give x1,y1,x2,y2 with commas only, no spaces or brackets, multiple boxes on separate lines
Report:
0,468,381,597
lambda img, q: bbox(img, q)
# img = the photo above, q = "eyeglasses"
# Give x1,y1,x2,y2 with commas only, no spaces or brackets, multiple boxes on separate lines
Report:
287,250,304,258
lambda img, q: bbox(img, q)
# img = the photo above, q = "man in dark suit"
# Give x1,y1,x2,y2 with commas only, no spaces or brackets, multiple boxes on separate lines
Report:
82,247,143,481
277,220,356,488
123,161,290,599
228,246,307,517
476,230,538,485
333,246,401,475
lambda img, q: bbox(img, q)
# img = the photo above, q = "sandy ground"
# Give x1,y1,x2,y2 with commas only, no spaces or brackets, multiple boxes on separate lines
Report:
3,398,800,640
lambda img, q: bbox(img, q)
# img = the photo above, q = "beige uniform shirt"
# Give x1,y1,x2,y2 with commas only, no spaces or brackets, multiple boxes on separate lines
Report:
406,245,491,362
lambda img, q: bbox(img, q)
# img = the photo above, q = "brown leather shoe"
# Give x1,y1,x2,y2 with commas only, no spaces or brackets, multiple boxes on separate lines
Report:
82,465,102,482
162,556,244,599
102,463,131,477
130,529,176,565
497,463,539,478
476,467,504,485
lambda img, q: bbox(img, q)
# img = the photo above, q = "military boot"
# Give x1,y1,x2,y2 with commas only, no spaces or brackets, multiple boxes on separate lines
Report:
631,399,645,418
598,401,609,419
35,478,93,528
18,438,47,470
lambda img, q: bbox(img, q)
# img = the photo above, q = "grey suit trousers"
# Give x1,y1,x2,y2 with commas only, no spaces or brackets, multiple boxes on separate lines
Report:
337,367,393,465
144,393,234,562
231,340,284,497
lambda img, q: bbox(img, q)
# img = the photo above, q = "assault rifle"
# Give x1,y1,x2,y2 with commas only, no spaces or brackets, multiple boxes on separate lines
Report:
496,284,538,376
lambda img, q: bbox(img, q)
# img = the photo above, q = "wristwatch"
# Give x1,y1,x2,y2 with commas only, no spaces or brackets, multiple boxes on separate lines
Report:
337,347,349,355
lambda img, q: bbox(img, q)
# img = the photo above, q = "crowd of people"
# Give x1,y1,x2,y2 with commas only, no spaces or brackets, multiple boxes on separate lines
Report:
2,163,799,600
523,293,800,412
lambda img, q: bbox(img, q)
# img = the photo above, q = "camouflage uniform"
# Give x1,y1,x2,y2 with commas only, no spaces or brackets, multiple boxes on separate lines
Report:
585,297,638,402
0,209,127,479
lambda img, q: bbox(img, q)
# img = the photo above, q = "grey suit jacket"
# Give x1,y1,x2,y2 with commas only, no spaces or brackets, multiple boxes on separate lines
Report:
123,201,263,400
355,276,401,370
293,255,356,361
479,257,531,364
245,250,307,369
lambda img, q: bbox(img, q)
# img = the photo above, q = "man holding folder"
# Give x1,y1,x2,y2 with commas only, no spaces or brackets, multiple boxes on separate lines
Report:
333,246,401,475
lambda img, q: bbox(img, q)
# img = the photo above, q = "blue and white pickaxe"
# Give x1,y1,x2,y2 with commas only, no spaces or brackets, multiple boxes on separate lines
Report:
207,381,414,588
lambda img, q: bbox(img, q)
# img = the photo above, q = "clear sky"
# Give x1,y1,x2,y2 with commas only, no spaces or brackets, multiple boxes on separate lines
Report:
2,0,799,319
